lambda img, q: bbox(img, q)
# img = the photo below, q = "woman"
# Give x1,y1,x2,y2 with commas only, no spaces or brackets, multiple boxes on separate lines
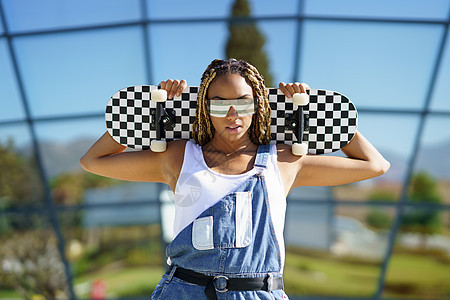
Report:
80,59,389,299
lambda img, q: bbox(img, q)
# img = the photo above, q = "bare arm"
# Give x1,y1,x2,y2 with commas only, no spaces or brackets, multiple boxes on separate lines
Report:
276,82,389,192
278,131,390,192
80,79,188,190
298,131,389,185
80,132,186,189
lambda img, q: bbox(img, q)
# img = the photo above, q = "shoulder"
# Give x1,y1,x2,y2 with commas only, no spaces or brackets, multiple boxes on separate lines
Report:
167,139,188,153
158,139,188,190
275,144,303,188
277,144,303,177
276,143,302,164
165,139,188,164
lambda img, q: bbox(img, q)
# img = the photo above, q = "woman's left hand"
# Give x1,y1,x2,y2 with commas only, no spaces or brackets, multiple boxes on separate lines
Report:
279,82,310,98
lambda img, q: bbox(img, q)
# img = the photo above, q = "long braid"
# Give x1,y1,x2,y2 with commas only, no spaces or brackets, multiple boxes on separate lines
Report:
193,59,272,146
245,63,271,144
193,66,217,145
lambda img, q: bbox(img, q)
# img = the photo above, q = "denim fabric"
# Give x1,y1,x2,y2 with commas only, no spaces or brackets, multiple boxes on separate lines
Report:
152,145,289,299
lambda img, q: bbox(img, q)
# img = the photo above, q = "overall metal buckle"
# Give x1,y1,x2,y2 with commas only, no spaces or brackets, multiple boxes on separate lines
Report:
213,275,229,293
267,273,274,292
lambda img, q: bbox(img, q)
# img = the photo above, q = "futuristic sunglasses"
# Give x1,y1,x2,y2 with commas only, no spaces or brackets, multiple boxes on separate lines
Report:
208,98,256,117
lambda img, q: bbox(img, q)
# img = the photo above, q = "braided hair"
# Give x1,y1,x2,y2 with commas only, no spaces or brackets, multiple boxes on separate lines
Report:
193,59,271,146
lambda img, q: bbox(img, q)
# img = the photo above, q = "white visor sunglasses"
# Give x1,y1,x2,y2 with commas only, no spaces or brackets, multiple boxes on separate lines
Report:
208,98,256,117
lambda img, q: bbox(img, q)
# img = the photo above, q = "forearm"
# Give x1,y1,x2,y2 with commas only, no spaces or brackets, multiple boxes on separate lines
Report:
341,131,390,174
80,132,127,170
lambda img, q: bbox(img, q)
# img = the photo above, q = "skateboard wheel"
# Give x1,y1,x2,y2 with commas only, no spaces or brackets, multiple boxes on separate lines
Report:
151,140,167,152
151,89,167,102
292,142,308,156
292,93,309,106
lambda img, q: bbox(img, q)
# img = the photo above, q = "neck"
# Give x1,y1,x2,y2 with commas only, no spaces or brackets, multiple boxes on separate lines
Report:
207,135,256,155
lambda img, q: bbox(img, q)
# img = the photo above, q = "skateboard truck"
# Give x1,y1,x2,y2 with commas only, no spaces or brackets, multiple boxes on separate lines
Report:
150,89,174,152
150,90,309,155
288,93,309,156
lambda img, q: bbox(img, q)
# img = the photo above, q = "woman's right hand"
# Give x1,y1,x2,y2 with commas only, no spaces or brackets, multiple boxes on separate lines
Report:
159,79,187,99
80,80,189,190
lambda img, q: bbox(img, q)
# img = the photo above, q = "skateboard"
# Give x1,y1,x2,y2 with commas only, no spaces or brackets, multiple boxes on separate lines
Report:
105,85,358,155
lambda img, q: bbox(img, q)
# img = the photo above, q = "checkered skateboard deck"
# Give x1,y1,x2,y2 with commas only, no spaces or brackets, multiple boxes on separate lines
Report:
105,85,358,154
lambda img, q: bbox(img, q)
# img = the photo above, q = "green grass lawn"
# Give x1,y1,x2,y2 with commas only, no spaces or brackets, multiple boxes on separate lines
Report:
382,253,450,298
74,265,165,298
284,251,450,298
0,290,22,299
73,251,448,298
2,252,448,299
284,252,379,296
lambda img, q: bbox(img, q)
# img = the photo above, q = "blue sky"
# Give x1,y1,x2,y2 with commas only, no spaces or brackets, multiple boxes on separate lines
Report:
1,0,450,157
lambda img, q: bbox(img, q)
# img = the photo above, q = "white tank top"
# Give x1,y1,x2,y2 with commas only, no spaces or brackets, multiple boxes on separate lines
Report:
173,141,287,266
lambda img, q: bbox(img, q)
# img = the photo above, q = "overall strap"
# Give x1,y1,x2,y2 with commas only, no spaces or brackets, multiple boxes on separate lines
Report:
254,144,271,170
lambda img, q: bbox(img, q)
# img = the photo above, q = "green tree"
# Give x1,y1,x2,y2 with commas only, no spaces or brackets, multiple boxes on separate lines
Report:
366,190,396,230
367,209,392,230
50,171,121,205
0,140,42,207
225,0,273,86
401,171,443,247
0,140,44,234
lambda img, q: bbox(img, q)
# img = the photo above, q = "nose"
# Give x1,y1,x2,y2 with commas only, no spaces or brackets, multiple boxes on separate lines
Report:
226,106,239,119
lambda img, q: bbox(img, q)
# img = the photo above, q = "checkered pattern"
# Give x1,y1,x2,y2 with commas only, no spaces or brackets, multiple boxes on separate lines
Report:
268,88,358,154
105,85,358,154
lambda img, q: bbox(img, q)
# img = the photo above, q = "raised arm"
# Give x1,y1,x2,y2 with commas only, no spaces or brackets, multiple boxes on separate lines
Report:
276,82,390,193
278,131,390,193
80,132,186,190
80,79,188,191
301,131,387,183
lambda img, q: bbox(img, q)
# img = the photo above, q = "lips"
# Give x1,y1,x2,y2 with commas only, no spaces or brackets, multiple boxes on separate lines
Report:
227,124,241,129
225,124,242,134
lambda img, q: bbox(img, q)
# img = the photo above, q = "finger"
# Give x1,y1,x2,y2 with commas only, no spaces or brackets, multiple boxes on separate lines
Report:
168,79,179,99
301,83,311,91
165,79,174,98
293,82,303,94
285,83,296,98
279,82,292,98
176,79,187,97
159,81,166,90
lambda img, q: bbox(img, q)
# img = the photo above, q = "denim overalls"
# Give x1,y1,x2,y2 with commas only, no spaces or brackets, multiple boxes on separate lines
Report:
152,145,288,299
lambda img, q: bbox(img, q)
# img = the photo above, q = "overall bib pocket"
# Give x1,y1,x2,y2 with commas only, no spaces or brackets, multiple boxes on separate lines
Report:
235,191,252,248
192,216,214,250
191,192,253,250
